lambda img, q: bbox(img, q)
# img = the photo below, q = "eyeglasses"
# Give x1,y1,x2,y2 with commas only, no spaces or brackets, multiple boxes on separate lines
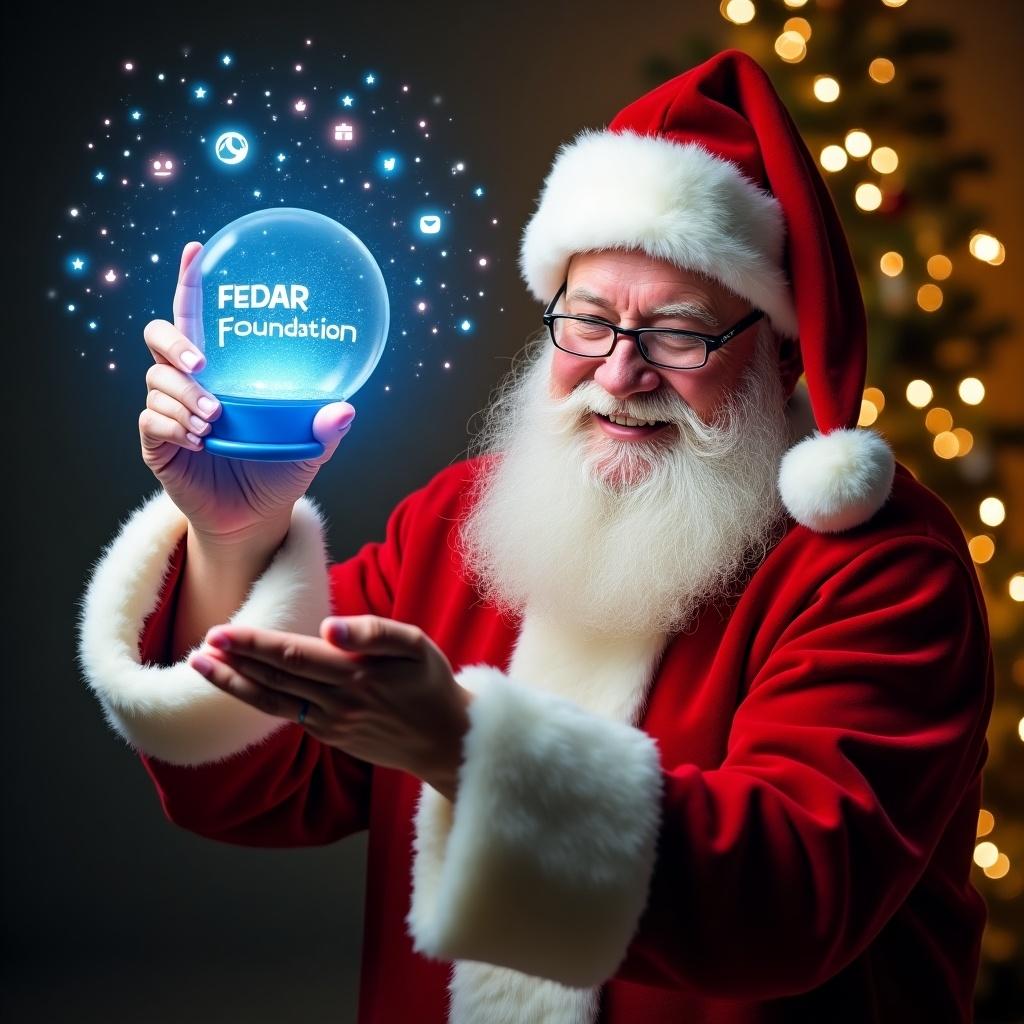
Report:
542,280,765,370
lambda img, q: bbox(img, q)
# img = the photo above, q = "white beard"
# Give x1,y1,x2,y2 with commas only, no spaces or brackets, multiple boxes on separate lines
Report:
456,324,794,639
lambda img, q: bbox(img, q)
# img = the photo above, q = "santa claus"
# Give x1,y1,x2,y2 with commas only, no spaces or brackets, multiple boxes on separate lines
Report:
77,50,993,1023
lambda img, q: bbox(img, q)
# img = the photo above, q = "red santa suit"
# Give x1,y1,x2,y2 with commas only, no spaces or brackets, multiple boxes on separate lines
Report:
75,49,995,1023
77,447,991,1023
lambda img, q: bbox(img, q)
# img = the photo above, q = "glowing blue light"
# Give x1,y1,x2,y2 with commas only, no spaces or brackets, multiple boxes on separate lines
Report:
459,319,473,333
214,130,250,165
88,321,98,330
221,54,233,66
150,253,160,263
418,213,442,235
67,304,76,312
474,186,485,197
341,94,354,107
94,170,105,182
380,153,399,175
180,207,390,462
193,84,208,100
365,73,376,85
68,255,86,273
130,109,142,121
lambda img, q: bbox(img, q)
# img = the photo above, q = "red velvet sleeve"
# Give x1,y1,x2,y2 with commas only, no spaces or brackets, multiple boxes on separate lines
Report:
616,537,993,999
133,487,426,848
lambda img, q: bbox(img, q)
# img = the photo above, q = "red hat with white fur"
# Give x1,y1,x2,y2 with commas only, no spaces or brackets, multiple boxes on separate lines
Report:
518,48,895,535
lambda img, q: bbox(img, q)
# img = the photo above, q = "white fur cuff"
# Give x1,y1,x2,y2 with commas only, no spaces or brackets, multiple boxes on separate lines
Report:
406,665,664,989
76,490,333,766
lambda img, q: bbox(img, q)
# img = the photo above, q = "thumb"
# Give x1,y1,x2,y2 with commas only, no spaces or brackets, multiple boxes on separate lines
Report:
309,401,356,461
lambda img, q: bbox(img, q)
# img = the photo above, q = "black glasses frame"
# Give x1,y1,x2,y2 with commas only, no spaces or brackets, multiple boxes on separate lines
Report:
542,280,765,370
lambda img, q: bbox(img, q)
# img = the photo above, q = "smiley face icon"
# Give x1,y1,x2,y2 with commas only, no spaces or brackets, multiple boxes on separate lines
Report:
148,156,176,181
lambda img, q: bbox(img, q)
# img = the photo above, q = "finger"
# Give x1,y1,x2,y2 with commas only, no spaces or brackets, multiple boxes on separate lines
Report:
321,615,426,660
139,407,205,453
145,362,221,422
144,316,207,376
173,241,205,347
202,625,363,686
189,651,320,724
146,388,214,440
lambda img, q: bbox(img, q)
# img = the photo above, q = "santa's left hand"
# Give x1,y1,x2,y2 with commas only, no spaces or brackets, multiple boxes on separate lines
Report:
188,616,473,801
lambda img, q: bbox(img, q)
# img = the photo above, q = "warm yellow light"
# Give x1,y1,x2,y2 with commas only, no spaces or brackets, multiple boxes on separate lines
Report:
813,75,840,102
783,0,808,6
969,232,1003,263
864,387,886,412
905,379,933,408
844,129,872,157
924,407,952,433
775,30,807,63
859,399,879,427
984,853,1011,880
933,432,959,459
958,377,985,405
974,841,999,869
869,58,896,83
820,144,848,172
880,251,904,276
855,183,882,211
1010,574,1024,602
917,283,943,311
882,0,909,7
988,242,1006,266
721,0,757,24
952,427,974,456
1019,717,1024,742
784,16,812,39
927,254,952,280
968,535,995,564
870,146,899,173
977,809,995,837
980,497,1006,527
722,0,756,24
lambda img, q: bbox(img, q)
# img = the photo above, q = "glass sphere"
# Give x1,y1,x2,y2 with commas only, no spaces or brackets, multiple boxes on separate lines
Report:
180,207,389,460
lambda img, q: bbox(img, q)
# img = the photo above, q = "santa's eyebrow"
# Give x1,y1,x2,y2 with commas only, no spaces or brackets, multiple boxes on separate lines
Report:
565,287,720,327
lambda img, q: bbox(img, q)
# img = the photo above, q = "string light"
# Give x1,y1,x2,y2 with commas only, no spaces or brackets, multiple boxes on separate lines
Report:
864,387,886,412
906,379,933,407
958,377,985,405
977,809,995,837
952,427,974,455
880,251,904,276
784,17,812,39
974,841,999,869
868,58,896,84
1010,574,1024,602
917,283,943,311
924,407,952,433
855,183,883,210
720,0,756,24
933,431,959,459
979,497,1006,527
969,231,1006,265
820,144,848,171
813,76,840,103
775,30,807,63
859,399,879,426
969,536,995,564
870,146,899,173
844,130,872,157
927,255,952,280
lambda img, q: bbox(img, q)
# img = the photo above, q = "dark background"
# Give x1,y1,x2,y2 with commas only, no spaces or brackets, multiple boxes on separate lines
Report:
4,2,1022,1021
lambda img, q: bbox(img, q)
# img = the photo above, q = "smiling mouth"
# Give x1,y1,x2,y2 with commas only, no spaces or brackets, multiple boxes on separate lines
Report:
593,412,672,436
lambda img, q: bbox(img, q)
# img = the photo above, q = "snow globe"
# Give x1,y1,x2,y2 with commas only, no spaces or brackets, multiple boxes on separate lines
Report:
180,207,390,461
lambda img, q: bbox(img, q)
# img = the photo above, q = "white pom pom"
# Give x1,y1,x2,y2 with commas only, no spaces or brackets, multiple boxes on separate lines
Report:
778,428,896,534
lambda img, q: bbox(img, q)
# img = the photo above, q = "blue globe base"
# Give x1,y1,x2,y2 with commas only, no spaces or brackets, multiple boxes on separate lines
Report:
204,395,330,463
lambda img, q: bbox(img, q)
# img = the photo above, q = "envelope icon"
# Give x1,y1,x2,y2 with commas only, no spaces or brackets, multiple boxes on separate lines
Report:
419,215,442,234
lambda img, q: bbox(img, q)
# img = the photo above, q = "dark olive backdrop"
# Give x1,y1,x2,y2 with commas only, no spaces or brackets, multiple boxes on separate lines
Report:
4,2,1022,1022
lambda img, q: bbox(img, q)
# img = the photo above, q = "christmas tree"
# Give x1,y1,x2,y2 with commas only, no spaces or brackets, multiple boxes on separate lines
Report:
646,2,1022,1017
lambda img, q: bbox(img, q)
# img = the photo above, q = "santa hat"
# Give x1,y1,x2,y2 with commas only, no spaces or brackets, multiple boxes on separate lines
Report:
518,48,895,535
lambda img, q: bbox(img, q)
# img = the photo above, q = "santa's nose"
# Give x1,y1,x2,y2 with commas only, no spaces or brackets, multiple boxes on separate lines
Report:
592,334,663,399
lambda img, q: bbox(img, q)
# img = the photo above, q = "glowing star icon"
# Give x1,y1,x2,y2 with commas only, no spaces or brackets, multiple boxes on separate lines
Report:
215,131,249,165
149,156,175,180
294,99,307,112
104,269,117,283
334,122,354,142
194,86,207,99
341,94,354,107
419,214,442,235
382,156,396,172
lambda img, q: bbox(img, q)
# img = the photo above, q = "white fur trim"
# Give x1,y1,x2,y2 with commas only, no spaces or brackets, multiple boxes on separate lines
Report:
778,427,896,534
519,127,798,338
407,660,663,993
76,490,333,765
